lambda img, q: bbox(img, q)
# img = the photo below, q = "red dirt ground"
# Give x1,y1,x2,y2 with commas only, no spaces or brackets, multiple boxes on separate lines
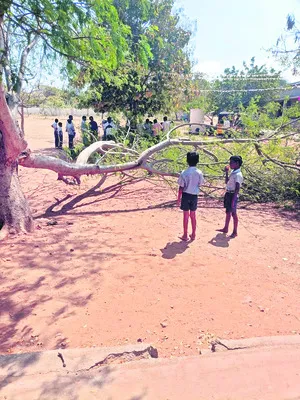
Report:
1,115,300,358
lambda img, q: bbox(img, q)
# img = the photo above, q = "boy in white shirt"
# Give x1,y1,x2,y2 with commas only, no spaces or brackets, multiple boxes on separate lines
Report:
51,118,58,148
217,155,243,238
177,152,204,241
57,122,63,149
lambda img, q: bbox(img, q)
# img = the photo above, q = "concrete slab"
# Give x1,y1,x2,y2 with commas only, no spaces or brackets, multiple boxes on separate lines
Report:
1,337,300,400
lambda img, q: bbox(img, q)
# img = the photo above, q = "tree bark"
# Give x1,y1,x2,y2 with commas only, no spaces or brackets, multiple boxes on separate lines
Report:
0,155,33,236
0,85,33,237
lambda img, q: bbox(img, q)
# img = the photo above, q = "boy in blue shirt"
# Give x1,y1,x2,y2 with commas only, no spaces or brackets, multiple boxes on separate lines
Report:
217,155,243,238
177,152,204,241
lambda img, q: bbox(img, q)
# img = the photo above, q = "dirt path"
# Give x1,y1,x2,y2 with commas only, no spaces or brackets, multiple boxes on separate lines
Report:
1,115,299,358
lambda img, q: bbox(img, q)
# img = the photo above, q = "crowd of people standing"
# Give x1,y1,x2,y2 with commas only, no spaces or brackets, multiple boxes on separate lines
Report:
51,114,171,149
143,116,171,139
51,115,117,149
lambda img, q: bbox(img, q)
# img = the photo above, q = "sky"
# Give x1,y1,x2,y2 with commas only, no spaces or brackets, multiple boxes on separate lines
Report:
175,0,300,81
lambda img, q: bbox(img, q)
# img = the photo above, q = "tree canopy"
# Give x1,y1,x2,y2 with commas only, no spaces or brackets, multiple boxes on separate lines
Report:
208,58,283,114
78,0,193,119
0,0,130,99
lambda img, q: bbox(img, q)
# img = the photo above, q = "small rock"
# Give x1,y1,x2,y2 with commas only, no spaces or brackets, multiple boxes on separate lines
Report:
70,248,74,252
137,338,143,343
160,322,168,328
46,220,58,226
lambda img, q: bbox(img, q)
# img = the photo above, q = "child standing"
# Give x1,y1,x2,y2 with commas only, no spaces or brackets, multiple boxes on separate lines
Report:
217,155,243,238
51,118,59,148
57,122,63,149
152,119,162,138
177,152,204,241
66,118,76,149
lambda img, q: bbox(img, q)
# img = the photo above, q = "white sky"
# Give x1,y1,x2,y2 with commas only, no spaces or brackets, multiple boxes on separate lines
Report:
175,0,300,81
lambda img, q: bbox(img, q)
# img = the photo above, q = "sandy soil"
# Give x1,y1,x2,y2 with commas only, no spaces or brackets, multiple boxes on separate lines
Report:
1,115,300,358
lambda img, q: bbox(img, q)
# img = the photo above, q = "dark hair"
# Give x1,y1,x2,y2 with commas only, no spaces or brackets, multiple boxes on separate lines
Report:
58,122,62,127
89,116,94,121
153,119,158,123
55,118,58,123
163,116,167,121
67,118,71,124
145,118,150,123
230,155,243,166
187,151,199,166
107,116,112,123
69,115,73,120
82,115,86,120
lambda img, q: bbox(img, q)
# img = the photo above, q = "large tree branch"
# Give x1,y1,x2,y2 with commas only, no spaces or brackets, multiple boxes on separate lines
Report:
19,151,140,177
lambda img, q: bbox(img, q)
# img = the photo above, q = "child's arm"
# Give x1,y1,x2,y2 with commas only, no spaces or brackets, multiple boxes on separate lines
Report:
232,182,240,208
177,186,183,207
224,165,230,183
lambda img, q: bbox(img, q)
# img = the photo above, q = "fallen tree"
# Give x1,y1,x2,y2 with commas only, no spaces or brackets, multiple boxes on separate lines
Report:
1,85,299,237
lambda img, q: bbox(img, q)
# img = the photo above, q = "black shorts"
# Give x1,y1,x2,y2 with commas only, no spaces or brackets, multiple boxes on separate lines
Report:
180,192,198,211
224,192,238,213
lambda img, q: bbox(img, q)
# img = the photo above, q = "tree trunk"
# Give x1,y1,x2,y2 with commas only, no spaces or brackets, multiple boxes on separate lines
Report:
0,85,33,237
0,156,33,236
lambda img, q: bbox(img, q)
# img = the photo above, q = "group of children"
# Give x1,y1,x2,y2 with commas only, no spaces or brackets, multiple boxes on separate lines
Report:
143,116,171,138
52,115,118,149
177,152,243,240
51,115,76,149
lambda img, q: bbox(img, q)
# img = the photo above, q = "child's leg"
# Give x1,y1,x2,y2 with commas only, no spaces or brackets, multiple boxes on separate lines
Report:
231,211,238,237
181,211,189,240
190,211,196,240
54,132,59,148
217,212,231,233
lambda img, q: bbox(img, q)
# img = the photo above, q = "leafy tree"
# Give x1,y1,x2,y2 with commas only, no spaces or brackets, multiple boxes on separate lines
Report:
208,58,282,114
0,0,130,112
0,0,130,234
79,0,193,121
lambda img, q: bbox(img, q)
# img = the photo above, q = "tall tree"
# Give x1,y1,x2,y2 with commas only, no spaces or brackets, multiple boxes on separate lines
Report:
79,0,193,120
209,58,282,113
0,0,129,234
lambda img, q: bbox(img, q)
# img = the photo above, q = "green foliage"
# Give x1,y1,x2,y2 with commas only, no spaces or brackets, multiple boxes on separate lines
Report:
208,58,283,114
79,0,194,120
239,98,300,137
64,143,85,160
21,85,78,108
0,0,130,95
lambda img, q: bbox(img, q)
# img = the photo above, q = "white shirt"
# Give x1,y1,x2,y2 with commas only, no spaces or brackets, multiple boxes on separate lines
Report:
66,122,75,136
51,122,58,131
178,167,204,195
103,121,116,136
226,168,243,191
162,120,171,132
223,120,230,129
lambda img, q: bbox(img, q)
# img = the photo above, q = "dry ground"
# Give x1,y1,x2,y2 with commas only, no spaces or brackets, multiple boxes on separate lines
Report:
0,115,299,358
